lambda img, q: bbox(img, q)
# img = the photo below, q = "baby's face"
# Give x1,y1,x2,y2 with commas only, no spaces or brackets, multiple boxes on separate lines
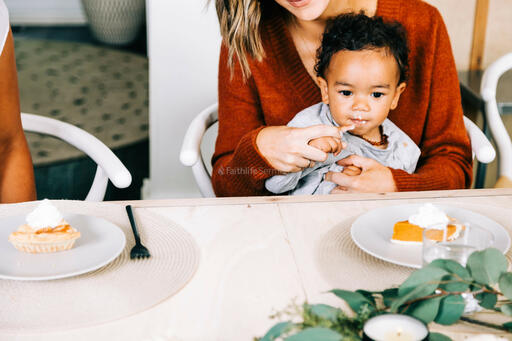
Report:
318,48,406,141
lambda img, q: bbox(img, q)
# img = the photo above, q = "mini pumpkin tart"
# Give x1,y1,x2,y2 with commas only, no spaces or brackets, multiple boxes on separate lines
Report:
8,199,80,253
9,222,80,253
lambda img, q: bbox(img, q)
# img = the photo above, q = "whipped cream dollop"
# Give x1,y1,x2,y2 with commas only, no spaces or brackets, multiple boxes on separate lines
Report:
26,199,64,230
408,203,449,229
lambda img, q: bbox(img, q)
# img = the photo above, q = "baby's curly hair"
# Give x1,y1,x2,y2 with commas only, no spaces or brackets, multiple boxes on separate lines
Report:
315,12,409,84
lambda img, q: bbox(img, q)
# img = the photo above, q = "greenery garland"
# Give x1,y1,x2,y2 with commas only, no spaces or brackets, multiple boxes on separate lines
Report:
256,248,512,341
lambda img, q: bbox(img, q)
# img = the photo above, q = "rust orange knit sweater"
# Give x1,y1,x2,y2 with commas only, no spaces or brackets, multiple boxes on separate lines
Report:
212,0,472,197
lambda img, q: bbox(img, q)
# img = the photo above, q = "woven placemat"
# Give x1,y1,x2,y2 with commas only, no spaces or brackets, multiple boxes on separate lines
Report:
315,216,412,291
0,201,200,333
14,38,149,166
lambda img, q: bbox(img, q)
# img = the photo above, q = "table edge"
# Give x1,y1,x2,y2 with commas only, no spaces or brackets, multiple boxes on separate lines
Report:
111,188,512,208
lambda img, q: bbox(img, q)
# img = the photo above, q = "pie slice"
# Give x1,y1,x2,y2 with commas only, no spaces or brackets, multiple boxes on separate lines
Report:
391,220,463,244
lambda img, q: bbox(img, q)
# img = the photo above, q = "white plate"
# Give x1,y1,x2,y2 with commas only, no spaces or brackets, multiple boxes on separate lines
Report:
0,214,126,280
350,204,510,269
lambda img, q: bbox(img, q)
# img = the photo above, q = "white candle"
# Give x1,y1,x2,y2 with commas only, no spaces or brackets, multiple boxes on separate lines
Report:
363,314,428,341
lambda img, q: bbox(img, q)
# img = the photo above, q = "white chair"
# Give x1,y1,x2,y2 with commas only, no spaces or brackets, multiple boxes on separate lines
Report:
481,53,512,188
180,103,218,197
21,113,132,201
463,116,496,164
180,103,495,197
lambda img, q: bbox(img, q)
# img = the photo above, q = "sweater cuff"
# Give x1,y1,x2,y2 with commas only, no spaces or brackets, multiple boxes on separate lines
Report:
390,168,447,192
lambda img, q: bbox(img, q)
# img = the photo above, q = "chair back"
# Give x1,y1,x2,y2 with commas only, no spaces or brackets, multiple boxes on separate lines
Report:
481,53,512,183
179,103,218,197
22,113,132,201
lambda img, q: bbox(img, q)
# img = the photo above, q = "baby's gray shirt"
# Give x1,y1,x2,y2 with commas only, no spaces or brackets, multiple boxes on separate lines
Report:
265,102,421,195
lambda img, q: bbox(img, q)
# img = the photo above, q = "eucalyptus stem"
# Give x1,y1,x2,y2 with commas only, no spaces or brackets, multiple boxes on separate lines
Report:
460,316,510,332
398,285,502,312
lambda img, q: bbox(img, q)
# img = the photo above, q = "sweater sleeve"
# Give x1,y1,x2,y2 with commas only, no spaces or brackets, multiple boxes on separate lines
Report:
390,9,472,191
211,43,276,197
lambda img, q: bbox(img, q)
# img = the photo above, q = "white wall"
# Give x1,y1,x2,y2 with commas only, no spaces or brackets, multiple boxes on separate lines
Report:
427,0,512,70
144,0,220,199
4,0,86,25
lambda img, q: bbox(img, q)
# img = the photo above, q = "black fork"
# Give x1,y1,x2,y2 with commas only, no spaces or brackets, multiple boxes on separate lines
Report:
126,205,151,259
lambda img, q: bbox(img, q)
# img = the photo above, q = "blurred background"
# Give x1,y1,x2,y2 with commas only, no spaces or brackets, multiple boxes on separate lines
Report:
7,0,148,200
4,0,512,200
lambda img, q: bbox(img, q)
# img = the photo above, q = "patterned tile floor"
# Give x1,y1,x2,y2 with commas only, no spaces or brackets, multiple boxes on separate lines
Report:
12,25,148,200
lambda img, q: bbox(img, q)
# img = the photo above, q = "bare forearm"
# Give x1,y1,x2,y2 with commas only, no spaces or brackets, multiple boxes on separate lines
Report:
0,136,36,203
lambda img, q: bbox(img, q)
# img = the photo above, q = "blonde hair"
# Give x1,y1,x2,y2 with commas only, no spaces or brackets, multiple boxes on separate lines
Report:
214,0,265,79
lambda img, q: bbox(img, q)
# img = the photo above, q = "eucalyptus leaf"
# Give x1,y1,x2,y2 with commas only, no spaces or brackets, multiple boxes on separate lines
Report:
285,327,343,341
398,266,448,297
466,248,508,285
429,259,471,280
391,283,438,313
260,321,295,341
434,295,465,325
309,304,341,323
429,259,471,292
330,289,374,313
407,297,442,324
499,273,512,300
428,332,453,341
439,274,470,293
503,322,512,331
501,304,512,316
356,290,376,305
382,288,399,308
475,291,497,310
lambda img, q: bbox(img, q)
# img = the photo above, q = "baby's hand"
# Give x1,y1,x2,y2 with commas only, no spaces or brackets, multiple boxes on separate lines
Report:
309,136,344,155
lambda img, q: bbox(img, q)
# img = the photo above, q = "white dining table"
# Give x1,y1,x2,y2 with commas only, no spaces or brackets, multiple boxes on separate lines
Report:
2,188,512,341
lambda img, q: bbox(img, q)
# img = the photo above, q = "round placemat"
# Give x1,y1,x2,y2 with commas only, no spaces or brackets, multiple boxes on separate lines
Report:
0,201,200,333
315,216,412,291
14,38,149,166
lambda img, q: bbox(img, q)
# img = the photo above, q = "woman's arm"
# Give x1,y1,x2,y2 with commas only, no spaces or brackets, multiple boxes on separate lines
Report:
212,43,276,197
389,8,472,191
0,31,36,202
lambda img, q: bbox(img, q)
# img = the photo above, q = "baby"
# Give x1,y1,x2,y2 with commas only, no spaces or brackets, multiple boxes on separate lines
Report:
265,12,421,195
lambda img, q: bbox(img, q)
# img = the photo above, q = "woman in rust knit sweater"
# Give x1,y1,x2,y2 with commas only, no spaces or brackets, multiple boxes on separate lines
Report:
212,0,472,197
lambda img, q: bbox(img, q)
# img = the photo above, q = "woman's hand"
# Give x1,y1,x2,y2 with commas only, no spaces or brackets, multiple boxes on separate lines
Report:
256,125,347,173
325,155,397,193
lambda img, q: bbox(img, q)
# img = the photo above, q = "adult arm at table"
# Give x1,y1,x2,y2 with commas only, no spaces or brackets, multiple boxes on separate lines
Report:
327,5,472,193
0,31,36,203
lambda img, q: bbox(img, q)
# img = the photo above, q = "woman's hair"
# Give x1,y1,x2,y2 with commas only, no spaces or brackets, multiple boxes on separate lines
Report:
315,13,409,84
214,0,269,79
